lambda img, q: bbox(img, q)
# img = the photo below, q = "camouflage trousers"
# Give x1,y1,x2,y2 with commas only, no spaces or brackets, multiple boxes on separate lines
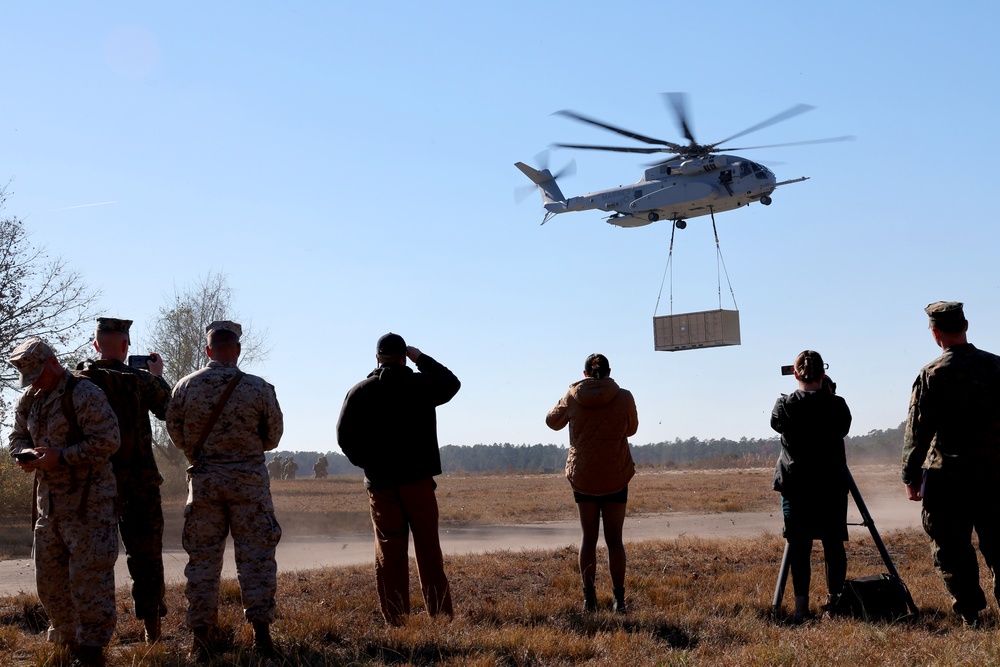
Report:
34,496,119,647
183,470,281,628
921,468,1000,616
117,468,166,620
368,477,453,625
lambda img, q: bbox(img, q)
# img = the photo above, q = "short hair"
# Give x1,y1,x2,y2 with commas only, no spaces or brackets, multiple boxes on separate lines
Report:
794,350,825,384
584,353,611,380
933,317,967,334
207,329,240,349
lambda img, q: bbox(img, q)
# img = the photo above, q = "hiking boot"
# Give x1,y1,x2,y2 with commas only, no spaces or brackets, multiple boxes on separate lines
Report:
792,595,810,625
253,622,277,658
612,587,627,614
143,616,162,643
70,645,106,667
583,585,597,613
189,626,216,663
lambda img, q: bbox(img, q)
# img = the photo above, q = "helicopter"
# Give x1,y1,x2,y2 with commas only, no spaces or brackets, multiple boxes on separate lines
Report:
516,93,852,229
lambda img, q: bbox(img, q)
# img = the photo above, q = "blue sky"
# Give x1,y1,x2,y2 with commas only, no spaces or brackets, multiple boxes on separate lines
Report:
3,2,999,452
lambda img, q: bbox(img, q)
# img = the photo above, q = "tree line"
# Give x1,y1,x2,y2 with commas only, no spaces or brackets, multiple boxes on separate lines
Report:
269,422,906,478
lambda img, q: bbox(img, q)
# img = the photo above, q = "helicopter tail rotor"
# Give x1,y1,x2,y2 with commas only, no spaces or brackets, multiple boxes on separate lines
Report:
514,158,573,222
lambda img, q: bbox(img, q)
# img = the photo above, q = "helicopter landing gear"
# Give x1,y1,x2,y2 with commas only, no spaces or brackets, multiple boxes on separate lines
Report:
760,195,772,206
674,220,687,230
648,211,660,222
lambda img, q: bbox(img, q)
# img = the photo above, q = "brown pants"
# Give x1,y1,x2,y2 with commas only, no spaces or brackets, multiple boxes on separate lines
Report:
368,477,453,624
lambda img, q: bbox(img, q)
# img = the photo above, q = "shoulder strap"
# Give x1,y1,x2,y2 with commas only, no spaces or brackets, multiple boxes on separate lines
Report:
190,371,245,464
61,375,84,446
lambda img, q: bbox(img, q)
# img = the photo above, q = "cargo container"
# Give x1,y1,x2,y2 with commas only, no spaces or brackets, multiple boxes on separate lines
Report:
653,309,741,351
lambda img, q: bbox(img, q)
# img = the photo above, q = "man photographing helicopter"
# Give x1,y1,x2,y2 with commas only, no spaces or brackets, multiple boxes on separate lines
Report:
902,301,1000,626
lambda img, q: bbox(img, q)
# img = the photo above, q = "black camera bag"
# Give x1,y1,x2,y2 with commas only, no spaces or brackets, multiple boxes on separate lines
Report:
837,574,910,622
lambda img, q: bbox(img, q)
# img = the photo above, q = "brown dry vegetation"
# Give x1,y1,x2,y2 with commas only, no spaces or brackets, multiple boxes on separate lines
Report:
1,528,998,666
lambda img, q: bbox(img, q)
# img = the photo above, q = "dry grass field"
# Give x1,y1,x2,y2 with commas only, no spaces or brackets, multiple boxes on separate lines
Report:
0,527,997,666
3,465,993,665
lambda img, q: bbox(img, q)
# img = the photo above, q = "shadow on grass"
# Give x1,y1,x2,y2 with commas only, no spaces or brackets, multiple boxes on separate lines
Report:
0,596,48,633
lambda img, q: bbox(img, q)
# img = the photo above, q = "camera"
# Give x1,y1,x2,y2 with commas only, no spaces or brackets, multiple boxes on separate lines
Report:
128,355,153,370
780,365,794,376
12,451,38,462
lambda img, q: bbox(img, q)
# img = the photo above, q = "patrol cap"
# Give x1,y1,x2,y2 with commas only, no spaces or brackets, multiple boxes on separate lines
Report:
925,301,966,330
377,332,406,356
8,337,55,388
205,320,242,341
96,317,133,343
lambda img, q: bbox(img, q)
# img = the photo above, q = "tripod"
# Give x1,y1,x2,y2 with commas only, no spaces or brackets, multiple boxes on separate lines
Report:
771,466,919,617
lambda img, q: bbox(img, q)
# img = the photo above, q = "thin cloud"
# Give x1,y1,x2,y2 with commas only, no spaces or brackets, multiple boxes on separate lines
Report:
50,201,118,211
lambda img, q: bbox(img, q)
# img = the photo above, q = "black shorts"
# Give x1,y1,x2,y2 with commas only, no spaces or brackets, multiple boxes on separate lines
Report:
574,485,628,505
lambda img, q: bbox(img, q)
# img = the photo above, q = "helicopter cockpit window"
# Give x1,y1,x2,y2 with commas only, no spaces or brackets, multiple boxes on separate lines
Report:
751,162,768,179
738,162,752,177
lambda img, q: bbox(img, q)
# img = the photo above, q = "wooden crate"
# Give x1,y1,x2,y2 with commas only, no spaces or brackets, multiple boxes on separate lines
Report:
653,309,741,351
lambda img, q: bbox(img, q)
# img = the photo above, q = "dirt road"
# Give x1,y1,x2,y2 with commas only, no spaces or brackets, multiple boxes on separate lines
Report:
0,492,921,597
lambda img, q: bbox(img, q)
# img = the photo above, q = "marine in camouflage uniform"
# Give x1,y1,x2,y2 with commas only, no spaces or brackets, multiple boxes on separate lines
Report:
165,320,283,658
8,338,120,665
902,301,1000,624
76,317,172,641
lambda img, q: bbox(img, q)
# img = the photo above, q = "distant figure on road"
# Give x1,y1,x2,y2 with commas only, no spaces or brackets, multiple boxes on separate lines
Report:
771,350,852,623
313,455,329,478
266,455,283,479
337,332,460,626
902,302,1000,626
166,320,284,660
546,353,638,614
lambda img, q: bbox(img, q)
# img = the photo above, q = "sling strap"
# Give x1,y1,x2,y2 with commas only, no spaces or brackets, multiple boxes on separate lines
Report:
189,370,245,469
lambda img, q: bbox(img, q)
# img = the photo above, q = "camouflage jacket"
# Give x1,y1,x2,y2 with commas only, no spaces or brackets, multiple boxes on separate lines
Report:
8,368,120,521
166,360,282,472
902,343,1000,486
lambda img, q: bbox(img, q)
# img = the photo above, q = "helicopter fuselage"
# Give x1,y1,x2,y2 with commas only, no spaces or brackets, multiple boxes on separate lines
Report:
564,154,777,228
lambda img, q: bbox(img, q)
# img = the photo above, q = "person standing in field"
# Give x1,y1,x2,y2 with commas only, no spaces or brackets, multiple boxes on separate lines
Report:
336,332,460,626
902,301,1000,626
166,321,284,660
76,317,171,642
771,350,852,623
546,353,638,614
8,338,120,667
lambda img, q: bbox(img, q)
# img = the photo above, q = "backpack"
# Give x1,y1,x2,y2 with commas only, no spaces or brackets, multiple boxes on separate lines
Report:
75,362,146,470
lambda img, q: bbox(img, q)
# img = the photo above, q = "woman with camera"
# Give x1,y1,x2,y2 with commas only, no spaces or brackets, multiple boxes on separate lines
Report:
771,350,852,623
546,353,638,613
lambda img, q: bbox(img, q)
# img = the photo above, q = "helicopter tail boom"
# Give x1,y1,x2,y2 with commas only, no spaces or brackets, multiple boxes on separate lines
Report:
514,161,568,213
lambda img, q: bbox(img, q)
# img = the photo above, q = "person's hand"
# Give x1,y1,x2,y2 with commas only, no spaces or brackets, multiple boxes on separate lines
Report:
147,352,164,376
31,447,62,472
406,346,422,362
905,483,921,501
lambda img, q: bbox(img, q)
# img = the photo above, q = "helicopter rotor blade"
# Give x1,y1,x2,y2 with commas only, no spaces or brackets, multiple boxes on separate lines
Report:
553,110,684,150
663,92,696,144
711,103,816,148
553,142,673,155
712,135,856,152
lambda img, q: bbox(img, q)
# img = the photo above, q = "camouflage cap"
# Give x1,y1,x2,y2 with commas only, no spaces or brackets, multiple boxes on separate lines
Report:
205,320,242,341
925,301,966,329
377,332,406,356
96,317,132,343
8,337,55,388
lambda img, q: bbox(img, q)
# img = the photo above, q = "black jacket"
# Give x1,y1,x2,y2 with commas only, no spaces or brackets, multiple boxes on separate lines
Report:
771,389,852,497
336,354,460,488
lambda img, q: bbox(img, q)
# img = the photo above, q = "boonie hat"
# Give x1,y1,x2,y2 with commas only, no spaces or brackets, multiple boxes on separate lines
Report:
8,337,55,388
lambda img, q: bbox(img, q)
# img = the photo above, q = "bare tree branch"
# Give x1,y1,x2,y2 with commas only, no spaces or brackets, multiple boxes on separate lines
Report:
0,185,100,424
